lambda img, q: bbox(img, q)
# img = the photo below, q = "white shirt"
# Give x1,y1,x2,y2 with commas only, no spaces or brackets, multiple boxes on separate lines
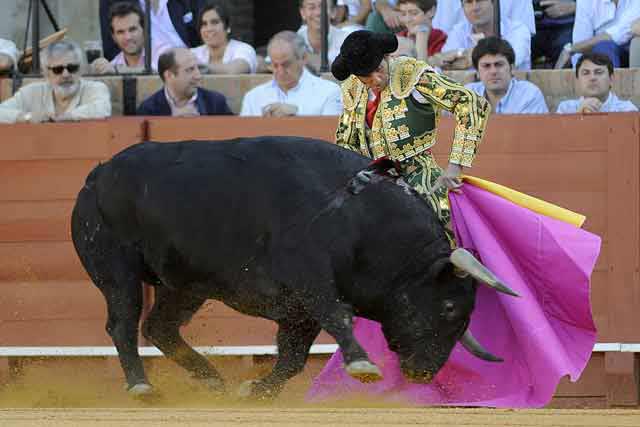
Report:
466,78,549,114
191,39,258,73
337,0,362,19
0,38,18,66
0,80,112,123
139,0,187,61
297,25,348,63
556,92,638,113
573,0,640,46
240,68,343,116
111,50,157,71
442,17,532,70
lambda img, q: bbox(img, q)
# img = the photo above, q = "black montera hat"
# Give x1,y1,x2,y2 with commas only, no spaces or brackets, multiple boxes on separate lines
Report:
331,30,398,81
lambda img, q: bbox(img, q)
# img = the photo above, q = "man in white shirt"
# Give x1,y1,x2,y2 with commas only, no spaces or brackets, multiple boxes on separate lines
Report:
440,0,531,70
556,0,640,68
240,31,342,117
0,41,111,123
298,0,349,69
466,37,548,114
0,38,19,73
556,52,637,113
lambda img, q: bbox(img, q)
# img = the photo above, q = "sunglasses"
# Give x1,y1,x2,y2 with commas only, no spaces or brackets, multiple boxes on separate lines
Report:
48,63,81,75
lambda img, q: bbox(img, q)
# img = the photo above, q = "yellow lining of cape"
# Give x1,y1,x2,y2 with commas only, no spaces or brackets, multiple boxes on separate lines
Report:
462,175,586,228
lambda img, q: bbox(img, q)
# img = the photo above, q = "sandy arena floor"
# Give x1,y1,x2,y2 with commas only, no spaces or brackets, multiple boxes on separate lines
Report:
2,408,640,427
1,358,639,426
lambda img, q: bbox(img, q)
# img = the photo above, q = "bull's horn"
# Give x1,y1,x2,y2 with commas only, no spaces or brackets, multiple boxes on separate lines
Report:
450,248,520,297
459,329,503,362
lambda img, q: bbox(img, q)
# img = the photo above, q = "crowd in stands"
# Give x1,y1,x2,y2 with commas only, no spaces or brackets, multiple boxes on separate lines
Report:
1,0,640,124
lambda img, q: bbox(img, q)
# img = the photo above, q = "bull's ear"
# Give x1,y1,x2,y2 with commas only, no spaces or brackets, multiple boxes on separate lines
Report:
427,257,455,283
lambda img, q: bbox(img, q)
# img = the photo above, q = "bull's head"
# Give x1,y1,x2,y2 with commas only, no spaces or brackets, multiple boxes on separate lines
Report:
382,248,518,383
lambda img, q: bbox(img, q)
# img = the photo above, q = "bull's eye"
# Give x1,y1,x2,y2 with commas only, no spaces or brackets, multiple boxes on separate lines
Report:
442,301,457,318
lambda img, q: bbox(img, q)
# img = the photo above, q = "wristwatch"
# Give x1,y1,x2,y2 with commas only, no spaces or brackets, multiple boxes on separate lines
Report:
563,43,573,53
457,48,466,58
415,24,430,33
23,112,32,123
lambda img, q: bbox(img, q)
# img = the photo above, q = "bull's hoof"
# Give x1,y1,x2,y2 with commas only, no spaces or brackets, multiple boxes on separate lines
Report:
345,360,383,383
127,383,154,397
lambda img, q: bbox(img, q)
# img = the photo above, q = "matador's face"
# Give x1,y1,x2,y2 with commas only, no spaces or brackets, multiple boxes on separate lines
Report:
356,57,390,93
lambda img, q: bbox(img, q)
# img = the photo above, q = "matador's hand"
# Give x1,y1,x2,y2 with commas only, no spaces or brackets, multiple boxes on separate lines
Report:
434,163,463,193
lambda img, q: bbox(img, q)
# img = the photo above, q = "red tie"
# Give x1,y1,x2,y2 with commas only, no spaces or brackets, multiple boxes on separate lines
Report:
366,89,381,128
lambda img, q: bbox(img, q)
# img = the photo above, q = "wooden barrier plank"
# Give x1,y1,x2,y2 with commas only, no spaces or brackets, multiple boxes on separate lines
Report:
0,242,87,281
146,116,339,142
0,200,73,243
555,353,606,397
0,77,11,102
604,115,640,342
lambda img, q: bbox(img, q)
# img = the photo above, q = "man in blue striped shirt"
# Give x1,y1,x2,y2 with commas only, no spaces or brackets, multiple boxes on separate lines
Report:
556,52,638,113
465,36,548,114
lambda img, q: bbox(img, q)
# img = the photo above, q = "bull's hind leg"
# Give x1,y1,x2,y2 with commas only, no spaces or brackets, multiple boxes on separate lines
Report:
142,287,225,393
239,316,321,400
71,200,150,394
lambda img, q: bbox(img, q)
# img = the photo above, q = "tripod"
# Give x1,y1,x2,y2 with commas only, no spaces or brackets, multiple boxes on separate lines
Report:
23,0,60,73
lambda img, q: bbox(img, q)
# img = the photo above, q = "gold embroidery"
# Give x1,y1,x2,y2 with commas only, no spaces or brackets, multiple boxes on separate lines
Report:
389,57,433,99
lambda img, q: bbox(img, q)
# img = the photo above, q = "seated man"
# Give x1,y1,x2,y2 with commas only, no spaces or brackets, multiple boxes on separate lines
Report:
298,0,348,70
137,47,232,116
556,52,637,113
439,0,532,70
631,16,640,67
99,0,206,62
0,40,111,123
334,0,372,31
466,37,548,114
556,0,640,68
532,0,576,67
92,2,151,74
240,31,342,117
0,38,19,74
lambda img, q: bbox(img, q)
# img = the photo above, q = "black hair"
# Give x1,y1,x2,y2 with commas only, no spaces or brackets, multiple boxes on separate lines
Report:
397,0,437,13
198,0,231,33
108,1,144,32
471,36,515,70
576,52,614,77
157,49,177,82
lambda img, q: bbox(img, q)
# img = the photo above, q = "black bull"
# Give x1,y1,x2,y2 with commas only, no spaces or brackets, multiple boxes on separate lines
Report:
71,137,517,398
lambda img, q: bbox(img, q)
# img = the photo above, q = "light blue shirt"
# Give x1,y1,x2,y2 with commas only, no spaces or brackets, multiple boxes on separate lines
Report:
433,0,535,35
442,17,532,70
466,78,549,114
240,68,343,116
556,92,638,113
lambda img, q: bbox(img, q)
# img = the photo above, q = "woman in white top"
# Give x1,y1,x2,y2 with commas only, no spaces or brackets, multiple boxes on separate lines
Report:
191,0,257,74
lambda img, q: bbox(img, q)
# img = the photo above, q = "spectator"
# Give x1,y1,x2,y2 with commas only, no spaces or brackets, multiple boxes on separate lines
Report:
396,0,447,62
191,0,257,74
0,38,19,74
240,31,342,117
335,0,372,30
298,0,348,70
99,0,206,62
367,0,535,36
556,52,637,113
630,16,640,67
466,36,548,113
92,2,150,74
440,0,532,70
137,47,232,116
0,41,111,123
555,0,640,69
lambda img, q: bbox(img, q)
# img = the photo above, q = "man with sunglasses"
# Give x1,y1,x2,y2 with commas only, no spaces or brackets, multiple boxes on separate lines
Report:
0,40,111,124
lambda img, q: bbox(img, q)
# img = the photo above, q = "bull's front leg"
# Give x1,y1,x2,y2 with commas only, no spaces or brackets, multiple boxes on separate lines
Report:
308,299,382,383
239,317,320,400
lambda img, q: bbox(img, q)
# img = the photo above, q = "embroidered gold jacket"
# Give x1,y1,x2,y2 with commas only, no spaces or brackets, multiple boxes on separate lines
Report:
335,57,491,167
